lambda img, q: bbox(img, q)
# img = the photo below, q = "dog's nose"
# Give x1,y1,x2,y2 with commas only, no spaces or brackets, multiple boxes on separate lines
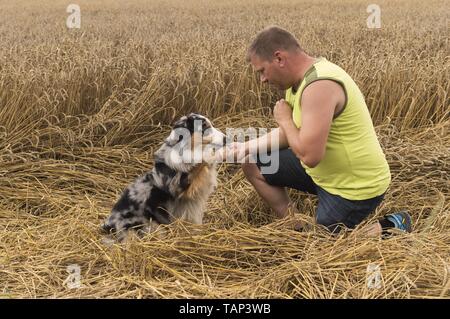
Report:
222,135,227,146
101,222,115,234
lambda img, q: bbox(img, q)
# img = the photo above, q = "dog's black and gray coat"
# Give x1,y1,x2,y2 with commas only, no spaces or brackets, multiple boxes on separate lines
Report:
102,113,225,240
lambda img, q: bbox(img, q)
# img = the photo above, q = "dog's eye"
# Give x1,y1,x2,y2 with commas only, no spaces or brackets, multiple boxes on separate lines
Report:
202,120,212,131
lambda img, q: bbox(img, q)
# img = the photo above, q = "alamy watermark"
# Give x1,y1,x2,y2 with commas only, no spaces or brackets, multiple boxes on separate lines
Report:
367,4,381,29
65,4,381,30
366,263,382,289
63,264,84,289
66,4,81,29
164,120,280,174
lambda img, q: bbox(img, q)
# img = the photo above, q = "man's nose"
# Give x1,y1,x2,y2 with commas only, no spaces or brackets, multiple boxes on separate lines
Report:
260,74,267,83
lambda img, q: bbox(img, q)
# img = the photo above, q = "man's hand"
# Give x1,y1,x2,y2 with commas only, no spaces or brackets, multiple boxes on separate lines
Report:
273,99,292,127
214,142,247,163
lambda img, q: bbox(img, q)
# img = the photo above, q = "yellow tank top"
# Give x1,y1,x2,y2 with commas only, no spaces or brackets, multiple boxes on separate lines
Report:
285,57,391,200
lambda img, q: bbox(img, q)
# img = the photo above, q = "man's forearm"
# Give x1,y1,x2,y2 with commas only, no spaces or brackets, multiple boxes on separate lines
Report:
279,119,317,167
279,120,301,155
244,127,289,155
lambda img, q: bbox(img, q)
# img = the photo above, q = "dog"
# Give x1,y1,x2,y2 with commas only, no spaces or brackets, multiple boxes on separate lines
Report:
101,113,226,241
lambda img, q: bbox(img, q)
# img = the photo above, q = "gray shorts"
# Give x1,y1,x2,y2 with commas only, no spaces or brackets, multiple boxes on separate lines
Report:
256,148,385,233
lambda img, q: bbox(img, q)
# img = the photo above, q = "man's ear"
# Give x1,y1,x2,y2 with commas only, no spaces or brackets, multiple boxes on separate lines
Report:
273,50,285,67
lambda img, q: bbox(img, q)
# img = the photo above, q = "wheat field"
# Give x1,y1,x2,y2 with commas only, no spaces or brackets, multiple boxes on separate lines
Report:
0,0,449,298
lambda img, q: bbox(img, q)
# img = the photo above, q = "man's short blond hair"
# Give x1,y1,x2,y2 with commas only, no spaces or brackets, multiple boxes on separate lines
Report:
247,26,302,62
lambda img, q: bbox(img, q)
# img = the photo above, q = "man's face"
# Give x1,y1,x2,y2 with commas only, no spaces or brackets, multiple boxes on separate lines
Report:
250,53,290,90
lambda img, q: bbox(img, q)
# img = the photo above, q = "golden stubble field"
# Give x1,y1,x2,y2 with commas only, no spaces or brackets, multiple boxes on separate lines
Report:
0,0,448,298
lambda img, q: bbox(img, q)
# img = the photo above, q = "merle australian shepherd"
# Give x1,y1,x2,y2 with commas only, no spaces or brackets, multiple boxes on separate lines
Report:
101,113,226,241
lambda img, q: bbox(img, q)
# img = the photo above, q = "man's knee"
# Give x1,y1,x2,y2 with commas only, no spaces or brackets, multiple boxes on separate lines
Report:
316,210,346,233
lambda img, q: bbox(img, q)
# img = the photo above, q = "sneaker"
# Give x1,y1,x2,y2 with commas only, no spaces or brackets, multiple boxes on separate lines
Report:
386,211,412,233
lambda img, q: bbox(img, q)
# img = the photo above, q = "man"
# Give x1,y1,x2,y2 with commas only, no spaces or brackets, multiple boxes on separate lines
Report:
219,26,411,236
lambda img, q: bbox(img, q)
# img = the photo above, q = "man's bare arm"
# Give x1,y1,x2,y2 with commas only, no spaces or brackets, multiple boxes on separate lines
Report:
277,80,344,168
245,127,289,155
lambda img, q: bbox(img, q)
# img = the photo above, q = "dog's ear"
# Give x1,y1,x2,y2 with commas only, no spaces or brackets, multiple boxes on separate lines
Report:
165,114,204,147
186,114,206,134
172,115,187,127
